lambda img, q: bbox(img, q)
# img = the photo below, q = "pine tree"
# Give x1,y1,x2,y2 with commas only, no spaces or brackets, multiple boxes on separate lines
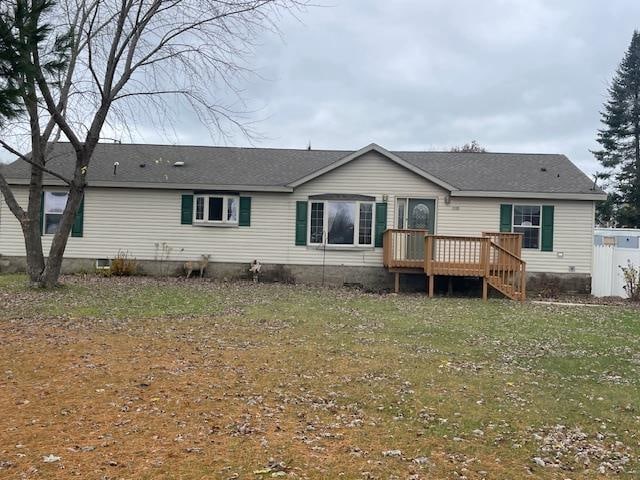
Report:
594,31,640,227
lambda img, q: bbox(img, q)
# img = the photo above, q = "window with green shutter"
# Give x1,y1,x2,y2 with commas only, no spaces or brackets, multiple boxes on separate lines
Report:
40,190,84,237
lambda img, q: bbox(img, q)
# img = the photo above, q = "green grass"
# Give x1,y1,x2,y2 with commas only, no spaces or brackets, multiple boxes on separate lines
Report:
0,273,639,479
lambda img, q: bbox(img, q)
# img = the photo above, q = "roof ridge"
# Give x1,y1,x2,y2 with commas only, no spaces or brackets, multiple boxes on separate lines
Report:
395,150,566,156
50,141,355,153
48,141,566,156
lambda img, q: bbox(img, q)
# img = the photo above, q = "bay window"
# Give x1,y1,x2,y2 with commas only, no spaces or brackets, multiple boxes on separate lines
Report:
308,199,375,246
194,194,239,225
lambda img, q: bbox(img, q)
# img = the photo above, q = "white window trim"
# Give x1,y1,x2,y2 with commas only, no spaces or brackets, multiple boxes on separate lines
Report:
512,204,542,250
193,194,239,225
307,199,375,247
42,190,69,236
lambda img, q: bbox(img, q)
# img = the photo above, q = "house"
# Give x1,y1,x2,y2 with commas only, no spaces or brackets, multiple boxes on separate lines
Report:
0,142,606,296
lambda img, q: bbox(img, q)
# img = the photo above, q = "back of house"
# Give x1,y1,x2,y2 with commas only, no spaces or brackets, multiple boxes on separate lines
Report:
0,142,605,293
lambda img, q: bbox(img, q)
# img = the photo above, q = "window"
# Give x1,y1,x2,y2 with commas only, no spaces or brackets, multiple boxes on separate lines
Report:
513,205,540,249
208,197,223,221
397,198,406,229
195,197,205,221
309,200,374,246
310,202,324,243
43,191,68,234
227,197,239,223
359,203,373,244
194,194,239,225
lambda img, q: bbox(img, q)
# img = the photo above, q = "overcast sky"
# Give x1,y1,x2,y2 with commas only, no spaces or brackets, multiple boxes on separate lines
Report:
155,0,639,176
6,1,640,176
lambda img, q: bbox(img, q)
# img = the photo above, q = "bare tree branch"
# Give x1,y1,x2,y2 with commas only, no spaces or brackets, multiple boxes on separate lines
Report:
0,171,25,220
0,140,72,184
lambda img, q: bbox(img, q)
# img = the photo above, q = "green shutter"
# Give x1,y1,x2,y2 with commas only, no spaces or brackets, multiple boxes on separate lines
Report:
295,201,308,246
239,197,251,226
500,204,512,232
39,191,44,235
181,194,193,225
374,202,387,248
541,205,554,251
71,194,84,237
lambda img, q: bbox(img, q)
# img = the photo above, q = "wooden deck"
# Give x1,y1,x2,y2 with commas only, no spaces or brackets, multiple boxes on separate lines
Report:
383,230,526,301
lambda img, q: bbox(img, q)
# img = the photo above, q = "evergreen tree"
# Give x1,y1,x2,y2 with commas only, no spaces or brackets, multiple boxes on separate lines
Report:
594,31,640,227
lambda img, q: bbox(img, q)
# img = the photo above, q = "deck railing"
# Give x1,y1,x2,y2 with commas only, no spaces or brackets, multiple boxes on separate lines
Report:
425,235,490,276
383,229,428,269
482,232,523,258
383,229,526,300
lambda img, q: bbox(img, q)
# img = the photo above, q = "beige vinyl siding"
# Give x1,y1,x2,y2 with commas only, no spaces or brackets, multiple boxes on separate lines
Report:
0,150,595,274
438,197,595,274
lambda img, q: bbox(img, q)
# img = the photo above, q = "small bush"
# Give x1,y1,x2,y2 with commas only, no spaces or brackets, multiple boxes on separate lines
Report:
620,262,640,302
110,250,138,276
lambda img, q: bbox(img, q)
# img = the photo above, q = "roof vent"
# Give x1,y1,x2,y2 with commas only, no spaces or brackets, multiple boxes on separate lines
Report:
113,161,119,175
540,167,547,172
173,161,185,167
139,163,146,168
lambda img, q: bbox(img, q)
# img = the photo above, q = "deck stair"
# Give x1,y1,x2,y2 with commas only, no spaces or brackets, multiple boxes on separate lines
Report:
383,230,526,301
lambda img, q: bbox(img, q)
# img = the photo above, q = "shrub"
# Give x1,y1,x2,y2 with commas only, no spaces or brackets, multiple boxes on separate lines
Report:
110,250,138,276
620,262,640,302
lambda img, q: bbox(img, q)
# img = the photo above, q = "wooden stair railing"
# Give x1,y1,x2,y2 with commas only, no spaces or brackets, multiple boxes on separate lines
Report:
422,234,526,302
486,241,526,301
482,232,523,258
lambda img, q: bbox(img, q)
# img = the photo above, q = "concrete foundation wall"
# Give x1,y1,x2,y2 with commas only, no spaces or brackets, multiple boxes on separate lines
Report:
0,255,591,295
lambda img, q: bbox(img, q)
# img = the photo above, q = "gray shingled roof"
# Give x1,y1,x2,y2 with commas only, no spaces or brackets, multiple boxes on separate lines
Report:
0,142,604,197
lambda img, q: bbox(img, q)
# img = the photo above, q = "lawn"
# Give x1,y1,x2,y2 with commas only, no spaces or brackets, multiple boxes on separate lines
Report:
0,274,639,479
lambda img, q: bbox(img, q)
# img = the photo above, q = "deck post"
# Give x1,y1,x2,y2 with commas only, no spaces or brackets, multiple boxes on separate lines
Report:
428,275,434,298
425,235,433,276
394,272,400,293
480,237,490,302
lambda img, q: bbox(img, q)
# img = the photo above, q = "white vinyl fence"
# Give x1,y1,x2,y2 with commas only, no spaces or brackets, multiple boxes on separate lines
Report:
592,244,640,298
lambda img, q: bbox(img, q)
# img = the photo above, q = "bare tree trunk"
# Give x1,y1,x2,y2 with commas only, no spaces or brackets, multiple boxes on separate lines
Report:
39,149,88,288
39,186,83,287
23,123,46,284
